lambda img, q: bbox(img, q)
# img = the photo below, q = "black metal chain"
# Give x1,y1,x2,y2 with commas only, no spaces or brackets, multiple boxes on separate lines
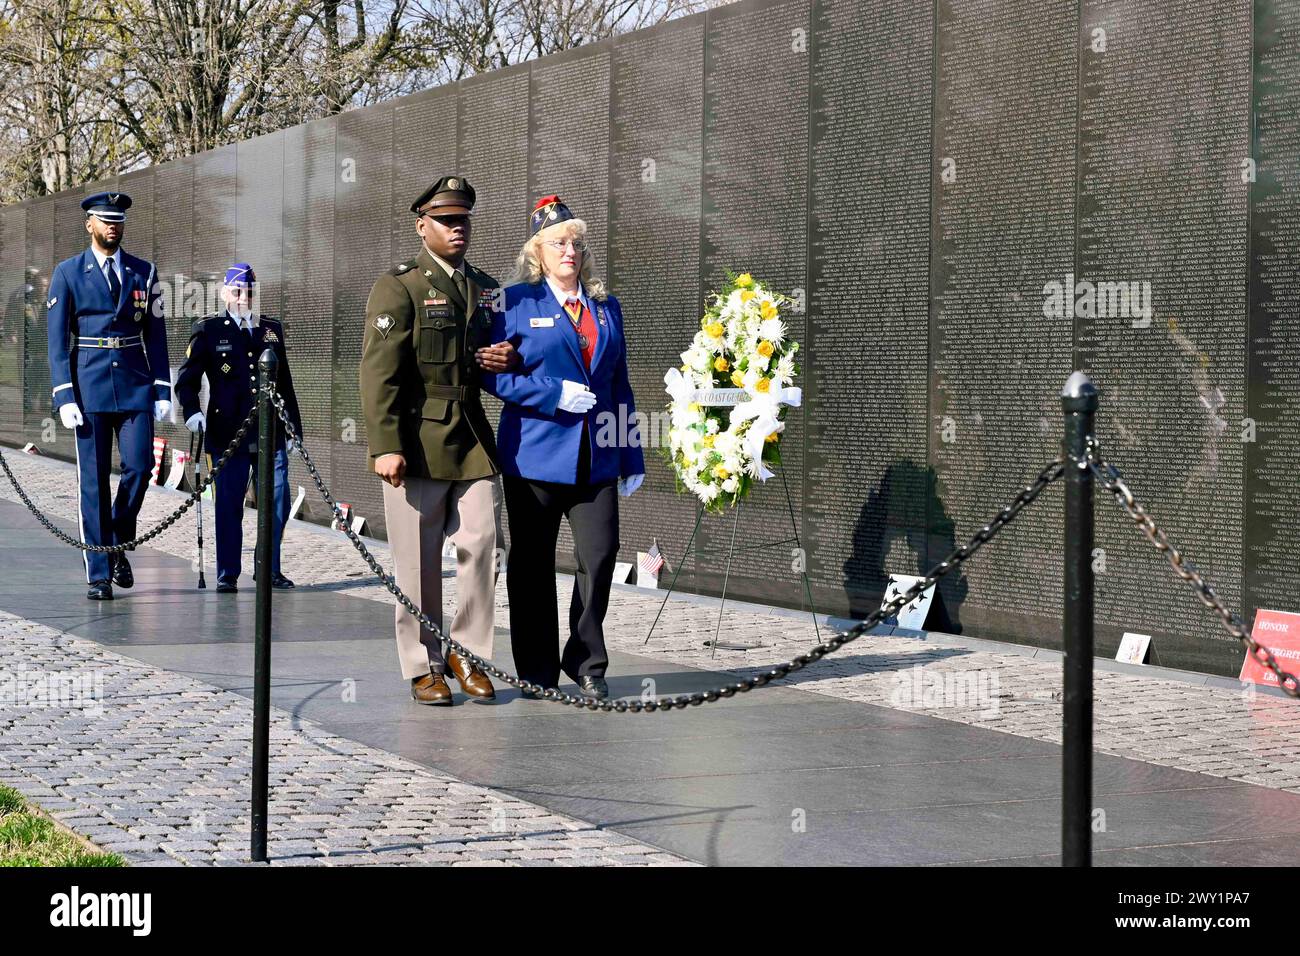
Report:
1085,439,1299,699
271,388,1064,712
0,405,260,554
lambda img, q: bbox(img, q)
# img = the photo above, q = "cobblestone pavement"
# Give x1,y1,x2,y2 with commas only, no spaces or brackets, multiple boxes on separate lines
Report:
0,611,690,866
3,449,1298,824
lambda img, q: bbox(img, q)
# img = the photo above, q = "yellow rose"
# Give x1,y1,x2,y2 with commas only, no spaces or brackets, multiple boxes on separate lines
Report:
757,340,774,357
765,430,780,443
730,371,745,387
702,435,715,448
713,356,729,372
735,273,754,289
760,301,778,321
713,464,730,479
740,289,756,303
705,321,724,338
688,402,701,412
755,377,771,393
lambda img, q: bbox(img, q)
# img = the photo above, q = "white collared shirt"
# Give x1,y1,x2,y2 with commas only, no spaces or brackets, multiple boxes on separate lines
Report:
545,275,588,315
229,308,259,332
90,245,123,293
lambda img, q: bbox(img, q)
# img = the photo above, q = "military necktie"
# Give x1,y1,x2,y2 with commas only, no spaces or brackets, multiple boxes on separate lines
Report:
105,258,121,302
453,269,468,310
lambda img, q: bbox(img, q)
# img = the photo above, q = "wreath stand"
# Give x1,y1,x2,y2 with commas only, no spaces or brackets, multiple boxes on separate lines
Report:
642,467,822,656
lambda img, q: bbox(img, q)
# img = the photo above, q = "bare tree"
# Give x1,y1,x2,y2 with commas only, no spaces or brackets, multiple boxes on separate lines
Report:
0,0,711,201
407,0,704,81
0,0,112,200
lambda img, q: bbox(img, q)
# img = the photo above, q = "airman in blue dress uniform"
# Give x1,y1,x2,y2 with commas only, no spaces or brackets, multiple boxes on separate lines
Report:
174,263,303,593
46,192,172,600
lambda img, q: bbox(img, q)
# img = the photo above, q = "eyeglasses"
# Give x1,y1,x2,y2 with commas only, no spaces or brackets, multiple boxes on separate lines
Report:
543,238,587,253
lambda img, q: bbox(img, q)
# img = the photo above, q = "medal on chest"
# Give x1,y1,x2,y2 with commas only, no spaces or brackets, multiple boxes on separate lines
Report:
561,310,587,350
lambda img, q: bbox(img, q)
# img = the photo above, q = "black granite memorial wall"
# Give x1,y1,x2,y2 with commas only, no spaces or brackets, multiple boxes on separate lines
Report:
3,0,1296,677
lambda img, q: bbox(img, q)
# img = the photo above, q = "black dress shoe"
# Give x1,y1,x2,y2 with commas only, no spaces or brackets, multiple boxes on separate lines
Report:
110,553,134,589
86,581,113,601
216,580,238,594
577,675,609,700
271,573,295,590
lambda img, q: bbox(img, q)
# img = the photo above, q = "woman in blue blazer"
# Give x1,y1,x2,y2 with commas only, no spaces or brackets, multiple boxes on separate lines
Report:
484,195,644,700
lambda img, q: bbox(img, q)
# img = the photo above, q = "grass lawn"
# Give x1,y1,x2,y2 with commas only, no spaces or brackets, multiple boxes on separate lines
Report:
0,785,124,867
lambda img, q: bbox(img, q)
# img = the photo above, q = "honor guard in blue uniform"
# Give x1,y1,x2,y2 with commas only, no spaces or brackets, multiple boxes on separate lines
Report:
174,263,303,593
47,192,172,600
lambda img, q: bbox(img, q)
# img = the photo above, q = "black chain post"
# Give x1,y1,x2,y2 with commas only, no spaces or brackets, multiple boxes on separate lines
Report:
251,348,278,863
1061,371,1097,867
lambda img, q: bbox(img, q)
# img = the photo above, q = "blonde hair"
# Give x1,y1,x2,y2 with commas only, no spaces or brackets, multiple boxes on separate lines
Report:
510,218,607,300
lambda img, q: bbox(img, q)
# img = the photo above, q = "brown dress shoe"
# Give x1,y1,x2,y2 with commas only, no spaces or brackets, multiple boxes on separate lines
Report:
447,651,496,702
410,672,454,706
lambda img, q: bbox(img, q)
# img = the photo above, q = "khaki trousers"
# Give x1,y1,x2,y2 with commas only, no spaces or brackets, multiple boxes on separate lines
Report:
381,474,501,679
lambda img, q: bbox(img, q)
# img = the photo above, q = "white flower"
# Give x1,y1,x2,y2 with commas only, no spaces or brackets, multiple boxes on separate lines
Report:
775,354,795,384
669,404,696,429
705,418,720,435
758,317,785,344
722,476,739,493
713,430,741,457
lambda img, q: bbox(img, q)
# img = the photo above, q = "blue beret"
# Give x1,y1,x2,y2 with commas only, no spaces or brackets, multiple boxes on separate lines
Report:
81,191,132,223
224,263,256,287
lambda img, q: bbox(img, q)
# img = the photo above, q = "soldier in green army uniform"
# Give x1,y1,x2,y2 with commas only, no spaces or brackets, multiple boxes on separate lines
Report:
361,175,520,706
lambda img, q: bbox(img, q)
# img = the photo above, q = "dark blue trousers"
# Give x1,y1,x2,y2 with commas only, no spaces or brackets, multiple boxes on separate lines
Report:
212,446,289,585
74,409,154,584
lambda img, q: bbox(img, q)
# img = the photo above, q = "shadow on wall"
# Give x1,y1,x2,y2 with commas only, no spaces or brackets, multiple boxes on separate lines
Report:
842,459,966,633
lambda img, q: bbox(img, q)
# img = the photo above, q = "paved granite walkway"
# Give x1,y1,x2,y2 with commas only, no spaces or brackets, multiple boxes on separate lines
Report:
1,450,1299,865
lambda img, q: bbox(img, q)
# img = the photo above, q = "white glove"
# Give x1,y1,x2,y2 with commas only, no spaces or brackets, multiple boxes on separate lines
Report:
618,473,644,497
557,379,597,414
185,412,206,433
59,403,83,429
154,399,172,422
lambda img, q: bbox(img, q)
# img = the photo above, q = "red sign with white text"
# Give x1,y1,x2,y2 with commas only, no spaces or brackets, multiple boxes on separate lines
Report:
1240,609,1300,686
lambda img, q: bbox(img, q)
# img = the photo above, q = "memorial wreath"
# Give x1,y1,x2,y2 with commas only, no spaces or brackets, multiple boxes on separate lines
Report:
663,272,802,513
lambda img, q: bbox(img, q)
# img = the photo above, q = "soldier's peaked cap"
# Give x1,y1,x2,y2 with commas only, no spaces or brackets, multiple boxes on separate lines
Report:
412,176,475,216
81,191,132,223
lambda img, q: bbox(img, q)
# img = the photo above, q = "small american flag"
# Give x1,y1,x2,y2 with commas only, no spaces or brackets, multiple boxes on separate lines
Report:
639,541,665,577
